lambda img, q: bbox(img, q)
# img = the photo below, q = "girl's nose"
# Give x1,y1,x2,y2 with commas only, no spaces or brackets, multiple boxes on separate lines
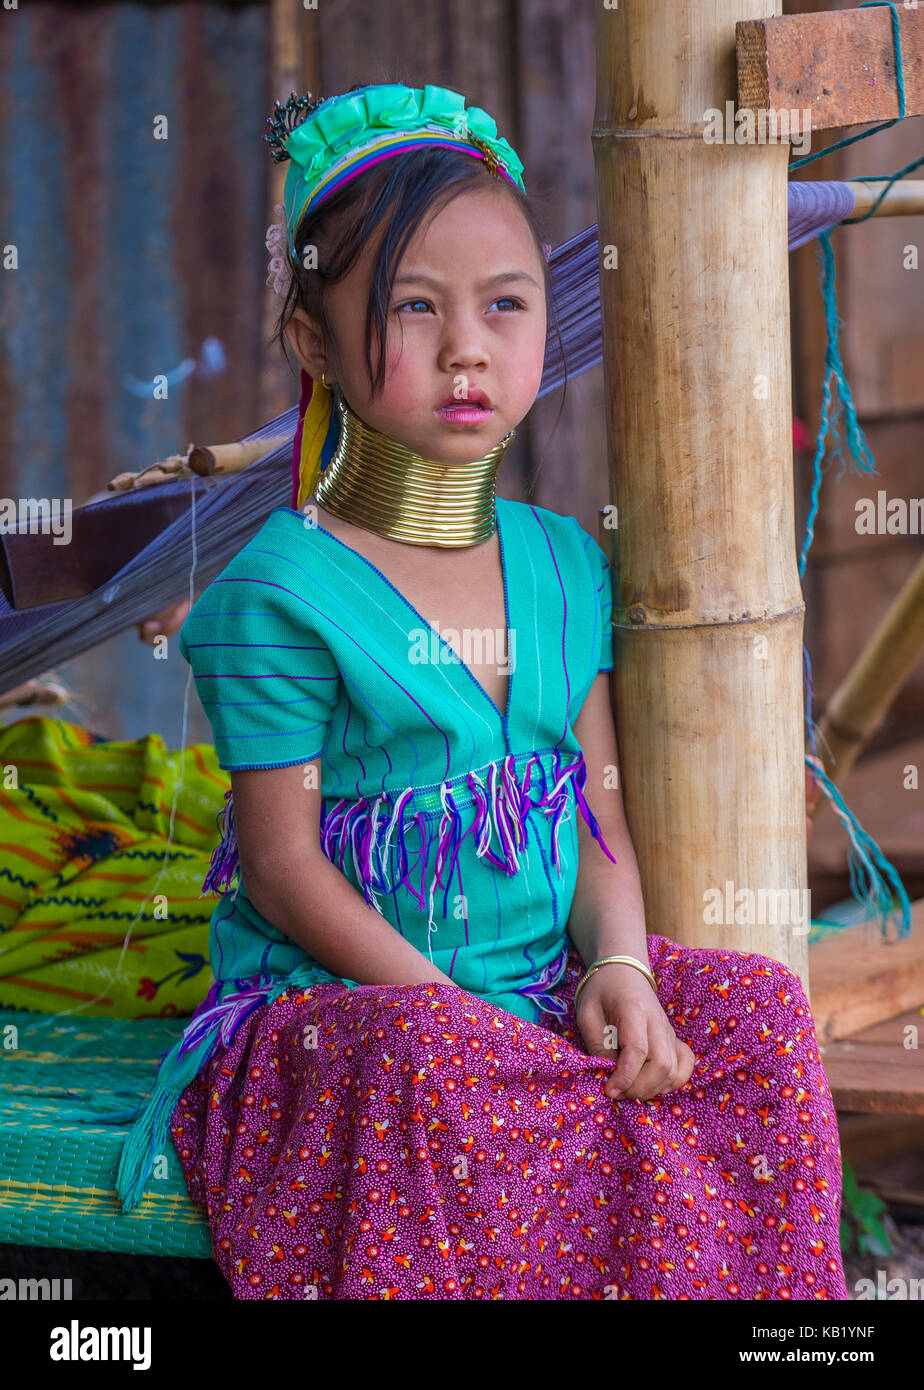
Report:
438,330,489,374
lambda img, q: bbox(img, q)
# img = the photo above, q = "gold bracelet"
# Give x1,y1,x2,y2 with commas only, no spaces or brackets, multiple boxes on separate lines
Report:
573,954,658,1012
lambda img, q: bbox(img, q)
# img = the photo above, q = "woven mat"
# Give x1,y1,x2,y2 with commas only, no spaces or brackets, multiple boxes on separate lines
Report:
0,1009,210,1258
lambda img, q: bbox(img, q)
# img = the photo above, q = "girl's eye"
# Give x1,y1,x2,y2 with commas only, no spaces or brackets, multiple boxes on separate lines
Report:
394,297,526,314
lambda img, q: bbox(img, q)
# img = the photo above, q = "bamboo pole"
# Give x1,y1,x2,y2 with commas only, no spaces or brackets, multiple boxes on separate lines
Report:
846,180,924,219
811,551,924,800
594,2,808,980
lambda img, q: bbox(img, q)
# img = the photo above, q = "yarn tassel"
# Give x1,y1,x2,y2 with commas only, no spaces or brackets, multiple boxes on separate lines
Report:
200,787,241,899
535,749,568,870
806,758,911,940
512,945,571,1019
466,771,497,863
412,813,428,912
202,754,615,922
116,962,336,1213
466,767,515,872
335,800,364,873
567,753,619,866
505,752,532,851
176,979,275,1056
382,786,414,889
488,760,519,873
351,803,383,914
320,797,349,862
440,787,476,900
425,782,462,954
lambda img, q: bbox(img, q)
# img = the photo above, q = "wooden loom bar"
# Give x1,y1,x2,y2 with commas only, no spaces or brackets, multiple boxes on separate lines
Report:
737,6,924,133
847,178,924,217
593,2,808,979
844,179,922,216
812,551,924,795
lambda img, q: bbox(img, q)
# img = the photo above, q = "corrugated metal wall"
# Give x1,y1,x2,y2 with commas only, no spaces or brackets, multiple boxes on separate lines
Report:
0,2,271,741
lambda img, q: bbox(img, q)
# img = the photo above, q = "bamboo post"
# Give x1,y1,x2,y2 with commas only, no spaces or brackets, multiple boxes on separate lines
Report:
812,551,924,800
593,2,808,979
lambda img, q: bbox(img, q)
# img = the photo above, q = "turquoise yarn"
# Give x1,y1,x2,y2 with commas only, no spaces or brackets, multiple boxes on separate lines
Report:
797,230,876,581
790,0,915,939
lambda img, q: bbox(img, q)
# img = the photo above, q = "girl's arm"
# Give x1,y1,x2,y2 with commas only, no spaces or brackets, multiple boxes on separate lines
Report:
569,670,695,1100
569,670,650,965
230,762,458,989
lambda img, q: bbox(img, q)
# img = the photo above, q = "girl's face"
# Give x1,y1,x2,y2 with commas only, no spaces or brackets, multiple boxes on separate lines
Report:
286,184,548,466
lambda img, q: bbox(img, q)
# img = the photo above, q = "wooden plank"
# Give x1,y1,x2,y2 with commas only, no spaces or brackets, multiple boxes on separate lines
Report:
837,1112,924,1167
809,898,924,1042
737,7,924,133
822,1009,924,1115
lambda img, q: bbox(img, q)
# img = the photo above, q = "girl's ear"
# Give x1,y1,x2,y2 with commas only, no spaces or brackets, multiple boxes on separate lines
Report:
283,307,331,382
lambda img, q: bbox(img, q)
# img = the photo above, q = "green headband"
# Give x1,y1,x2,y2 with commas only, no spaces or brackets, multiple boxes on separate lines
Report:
266,82,527,255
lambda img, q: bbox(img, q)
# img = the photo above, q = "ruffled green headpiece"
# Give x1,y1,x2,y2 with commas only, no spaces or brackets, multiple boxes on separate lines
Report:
266,82,526,257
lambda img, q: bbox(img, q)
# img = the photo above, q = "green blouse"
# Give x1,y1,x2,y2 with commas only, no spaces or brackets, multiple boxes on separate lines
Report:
178,497,616,1025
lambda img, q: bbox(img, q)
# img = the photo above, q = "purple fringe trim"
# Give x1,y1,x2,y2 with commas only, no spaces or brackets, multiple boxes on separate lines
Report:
511,944,571,1020
200,787,240,899
176,974,275,1058
199,753,617,958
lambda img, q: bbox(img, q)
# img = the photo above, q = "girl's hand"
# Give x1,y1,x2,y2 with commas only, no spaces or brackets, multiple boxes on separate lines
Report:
137,598,191,644
575,963,696,1101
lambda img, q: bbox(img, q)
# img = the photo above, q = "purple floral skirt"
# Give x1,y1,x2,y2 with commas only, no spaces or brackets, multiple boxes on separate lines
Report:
169,934,848,1300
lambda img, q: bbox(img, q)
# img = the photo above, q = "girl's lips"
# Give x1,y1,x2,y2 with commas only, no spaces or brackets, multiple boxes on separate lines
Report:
434,404,495,425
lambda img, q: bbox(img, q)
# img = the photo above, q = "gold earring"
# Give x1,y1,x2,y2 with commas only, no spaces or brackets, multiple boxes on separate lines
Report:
320,371,328,387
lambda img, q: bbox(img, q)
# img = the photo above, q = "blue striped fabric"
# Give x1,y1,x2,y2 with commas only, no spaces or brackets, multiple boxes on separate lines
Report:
178,498,616,1024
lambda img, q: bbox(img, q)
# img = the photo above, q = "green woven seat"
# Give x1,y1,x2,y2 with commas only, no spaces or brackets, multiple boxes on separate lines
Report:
0,1009,211,1258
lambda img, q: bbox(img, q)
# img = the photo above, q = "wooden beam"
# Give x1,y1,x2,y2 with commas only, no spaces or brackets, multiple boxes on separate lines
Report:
822,1007,924,1115
594,3,807,979
809,898,924,1042
737,6,924,133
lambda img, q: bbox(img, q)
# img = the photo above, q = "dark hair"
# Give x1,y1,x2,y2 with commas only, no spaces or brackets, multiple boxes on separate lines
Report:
268,108,568,418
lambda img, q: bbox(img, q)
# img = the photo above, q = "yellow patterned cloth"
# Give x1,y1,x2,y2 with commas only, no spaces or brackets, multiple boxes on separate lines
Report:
0,716,222,1019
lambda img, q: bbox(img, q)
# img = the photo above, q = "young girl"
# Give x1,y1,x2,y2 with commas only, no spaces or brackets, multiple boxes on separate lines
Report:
117,81,848,1301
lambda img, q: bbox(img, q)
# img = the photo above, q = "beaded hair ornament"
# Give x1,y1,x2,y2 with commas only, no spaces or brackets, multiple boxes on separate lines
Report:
262,82,535,510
